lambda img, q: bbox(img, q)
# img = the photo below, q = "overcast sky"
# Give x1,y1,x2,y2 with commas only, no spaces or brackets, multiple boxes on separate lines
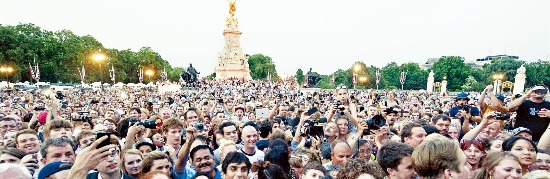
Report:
2,0,549,76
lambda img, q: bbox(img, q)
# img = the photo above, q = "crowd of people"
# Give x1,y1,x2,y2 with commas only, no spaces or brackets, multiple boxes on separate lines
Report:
0,78,549,179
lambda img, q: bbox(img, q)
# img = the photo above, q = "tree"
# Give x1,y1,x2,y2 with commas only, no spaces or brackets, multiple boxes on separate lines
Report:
430,56,472,91
482,57,524,83
525,60,550,87
295,69,305,84
247,54,277,80
461,76,485,92
381,62,401,89
400,62,428,90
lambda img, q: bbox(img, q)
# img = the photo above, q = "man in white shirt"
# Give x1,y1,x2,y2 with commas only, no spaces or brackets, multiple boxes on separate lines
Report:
239,125,264,163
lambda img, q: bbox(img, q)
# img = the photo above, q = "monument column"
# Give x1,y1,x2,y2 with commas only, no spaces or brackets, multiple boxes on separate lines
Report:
427,70,434,93
215,0,252,80
513,65,526,94
441,77,448,94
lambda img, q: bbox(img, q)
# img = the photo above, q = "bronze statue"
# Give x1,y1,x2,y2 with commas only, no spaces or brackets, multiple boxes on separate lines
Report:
228,0,237,17
305,68,321,88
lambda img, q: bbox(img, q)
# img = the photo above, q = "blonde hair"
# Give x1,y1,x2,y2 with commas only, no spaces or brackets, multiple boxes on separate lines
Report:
473,152,519,179
412,137,463,178
218,140,236,160
523,170,550,179
121,149,144,177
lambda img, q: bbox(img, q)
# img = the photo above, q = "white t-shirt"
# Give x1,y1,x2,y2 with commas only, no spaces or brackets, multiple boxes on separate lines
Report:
239,148,265,164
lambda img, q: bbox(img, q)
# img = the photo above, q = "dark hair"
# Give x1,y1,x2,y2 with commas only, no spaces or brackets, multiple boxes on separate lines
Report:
219,122,237,135
40,138,75,159
376,142,413,175
303,161,326,176
431,114,451,124
222,151,251,173
502,136,538,153
422,125,439,136
183,107,198,121
481,137,501,152
400,123,422,142
259,121,272,138
190,145,214,162
136,142,157,151
0,117,16,122
268,139,288,150
336,159,386,179
117,118,131,138
243,121,259,131
130,108,141,114
265,146,290,176
257,163,286,179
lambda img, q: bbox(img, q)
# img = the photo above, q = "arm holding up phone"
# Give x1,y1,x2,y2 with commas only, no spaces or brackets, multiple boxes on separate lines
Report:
67,136,117,179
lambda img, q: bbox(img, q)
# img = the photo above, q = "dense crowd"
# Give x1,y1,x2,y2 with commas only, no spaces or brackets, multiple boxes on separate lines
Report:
0,79,549,179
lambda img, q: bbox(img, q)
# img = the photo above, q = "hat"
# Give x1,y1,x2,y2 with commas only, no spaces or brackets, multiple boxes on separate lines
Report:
456,92,470,101
495,94,506,100
38,161,73,179
234,105,245,111
511,127,532,137
38,112,48,124
255,102,262,107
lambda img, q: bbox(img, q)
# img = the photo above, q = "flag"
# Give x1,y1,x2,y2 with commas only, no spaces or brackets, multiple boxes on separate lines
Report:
34,59,40,81
109,65,115,82
400,71,406,84
28,62,35,79
139,68,143,83
375,70,380,85
79,65,86,83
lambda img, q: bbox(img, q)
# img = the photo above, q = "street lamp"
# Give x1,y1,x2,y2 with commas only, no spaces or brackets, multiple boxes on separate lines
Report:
0,66,13,89
145,69,154,82
353,64,361,90
359,76,367,89
92,51,107,90
492,74,504,94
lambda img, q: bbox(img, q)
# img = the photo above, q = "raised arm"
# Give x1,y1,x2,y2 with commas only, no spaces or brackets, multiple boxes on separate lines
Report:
175,126,196,173
538,122,550,151
478,85,492,111
508,89,534,111
462,112,493,140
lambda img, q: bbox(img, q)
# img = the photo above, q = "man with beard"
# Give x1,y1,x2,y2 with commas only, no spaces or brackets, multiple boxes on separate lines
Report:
385,108,399,127
401,123,426,148
449,92,481,121
239,125,264,164
86,135,136,179
377,142,417,179
15,129,41,154
431,114,451,137
508,86,550,142
190,145,222,179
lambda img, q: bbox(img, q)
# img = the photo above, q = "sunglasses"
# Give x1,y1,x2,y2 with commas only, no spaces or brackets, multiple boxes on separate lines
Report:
535,89,548,95
336,85,348,90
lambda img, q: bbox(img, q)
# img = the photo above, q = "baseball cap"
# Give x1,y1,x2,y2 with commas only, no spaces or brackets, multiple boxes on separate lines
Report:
38,161,73,179
495,94,506,100
511,127,532,137
38,112,48,124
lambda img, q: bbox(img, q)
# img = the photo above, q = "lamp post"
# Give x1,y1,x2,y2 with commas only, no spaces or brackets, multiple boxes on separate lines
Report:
92,51,106,90
145,69,154,83
0,66,13,89
359,76,367,89
492,74,504,94
353,64,361,90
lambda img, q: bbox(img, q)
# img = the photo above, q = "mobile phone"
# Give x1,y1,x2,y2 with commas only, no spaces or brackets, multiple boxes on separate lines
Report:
96,132,112,149
307,107,319,116
308,126,324,138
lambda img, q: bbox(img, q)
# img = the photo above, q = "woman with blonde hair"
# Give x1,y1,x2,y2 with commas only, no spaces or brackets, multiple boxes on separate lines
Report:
121,149,144,178
474,152,522,179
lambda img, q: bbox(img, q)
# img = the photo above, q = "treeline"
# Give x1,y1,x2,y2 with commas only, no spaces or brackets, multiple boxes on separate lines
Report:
299,56,549,91
0,23,185,84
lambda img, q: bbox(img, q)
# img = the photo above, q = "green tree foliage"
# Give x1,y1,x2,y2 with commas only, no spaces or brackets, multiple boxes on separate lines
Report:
0,23,182,83
525,60,550,87
482,57,524,83
430,56,472,91
400,62,428,90
247,54,277,80
295,69,305,84
381,62,401,89
461,76,485,92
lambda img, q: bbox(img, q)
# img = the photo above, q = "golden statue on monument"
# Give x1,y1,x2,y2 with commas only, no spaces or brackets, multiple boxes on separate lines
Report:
228,0,237,17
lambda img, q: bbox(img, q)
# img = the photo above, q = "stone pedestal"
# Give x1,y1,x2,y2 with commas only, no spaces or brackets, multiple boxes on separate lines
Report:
493,80,501,94
513,65,526,94
215,1,252,80
441,80,448,93
427,70,435,93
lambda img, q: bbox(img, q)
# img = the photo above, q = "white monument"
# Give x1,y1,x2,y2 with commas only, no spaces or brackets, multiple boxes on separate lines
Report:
513,65,526,94
427,70,435,93
215,0,252,80
441,77,448,94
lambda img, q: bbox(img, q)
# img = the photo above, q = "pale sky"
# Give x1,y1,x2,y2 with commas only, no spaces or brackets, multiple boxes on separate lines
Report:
1,0,549,76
